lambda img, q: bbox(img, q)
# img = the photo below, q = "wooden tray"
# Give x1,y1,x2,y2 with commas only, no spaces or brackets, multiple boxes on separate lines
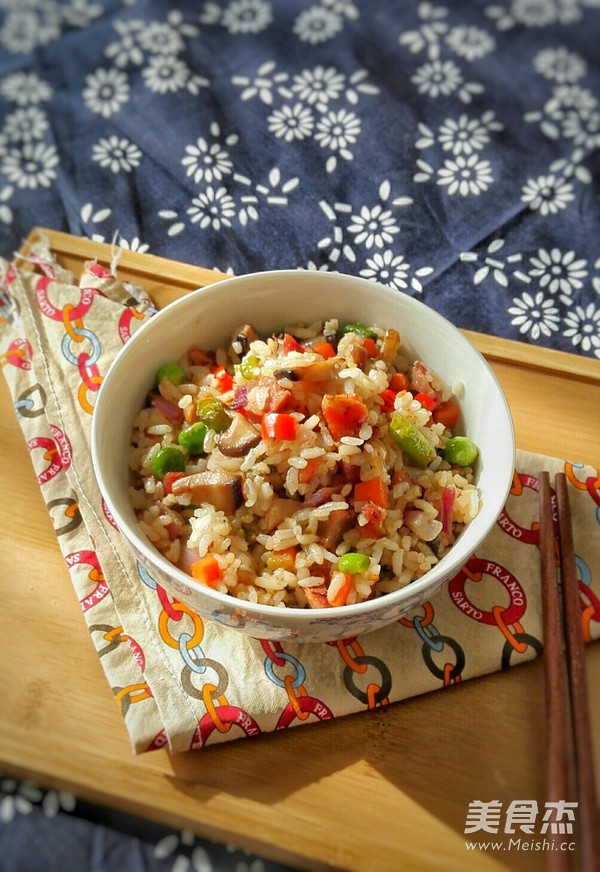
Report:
1,228,599,872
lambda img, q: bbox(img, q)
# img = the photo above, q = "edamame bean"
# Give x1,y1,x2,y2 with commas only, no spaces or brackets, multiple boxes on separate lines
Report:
338,552,370,574
443,436,479,467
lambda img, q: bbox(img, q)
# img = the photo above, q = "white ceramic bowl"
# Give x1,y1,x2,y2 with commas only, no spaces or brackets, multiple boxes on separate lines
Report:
91,270,515,643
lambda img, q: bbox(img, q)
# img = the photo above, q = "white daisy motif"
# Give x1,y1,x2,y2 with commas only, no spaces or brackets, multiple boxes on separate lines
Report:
181,127,236,185
104,19,145,67
528,248,588,302
83,68,130,118
92,136,142,173
438,113,497,155
512,0,558,26
411,59,463,98
293,6,343,44
348,205,399,249
360,251,411,290
0,185,13,226
545,85,598,120
222,0,273,33
187,186,236,230
0,778,42,822
42,789,76,819
508,291,560,340
533,47,588,83
314,108,361,154
117,235,150,253
563,303,600,356
142,55,189,93
2,142,59,189
0,8,61,55
0,71,53,105
138,20,185,54
267,103,314,142
398,4,449,59
154,829,214,872
521,174,575,215
232,60,289,105
2,107,48,143
445,25,496,61
291,66,345,111
561,110,600,149
437,155,493,196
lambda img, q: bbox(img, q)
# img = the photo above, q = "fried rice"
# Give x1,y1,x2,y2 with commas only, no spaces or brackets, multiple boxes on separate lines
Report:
128,318,481,609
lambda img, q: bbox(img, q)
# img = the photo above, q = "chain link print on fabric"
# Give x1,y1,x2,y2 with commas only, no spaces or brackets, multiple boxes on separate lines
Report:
261,640,334,727
399,602,465,687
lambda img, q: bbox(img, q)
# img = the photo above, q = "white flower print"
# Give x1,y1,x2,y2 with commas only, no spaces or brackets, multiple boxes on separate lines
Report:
222,0,273,33
437,113,499,155
360,251,411,289
293,6,343,44
92,136,142,173
412,59,463,98
0,8,61,54
142,55,189,93
83,68,130,118
521,174,575,215
0,71,53,105
399,4,448,60
2,142,59,188
138,20,185,54
437,155,493,196
154,828,214,872
315,108,360,155
533,47,587,83
181,125,237,184
508,291,560,340
322,0,359,18
187,186,236,230
461,237,524,287
0,778,41,822
487,0,582,29
563,304,600,356
546,85,597,120
267,103,314,142
510,0,559,26
561,110,600,149
41,789,76,819
291,66,345,111
0,185,13,225
445,25,496,61
528,248,588,302
2,107,48,143
232,60,289,105
348,205,399,250
116,235,150,253
104,19,145,67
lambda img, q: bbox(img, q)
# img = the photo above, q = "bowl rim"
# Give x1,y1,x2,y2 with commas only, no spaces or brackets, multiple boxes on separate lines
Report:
91,268,516,623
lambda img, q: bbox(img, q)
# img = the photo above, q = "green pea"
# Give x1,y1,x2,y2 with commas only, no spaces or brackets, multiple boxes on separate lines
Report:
240,354,260,380
389,413,436,468
151,446,186,479
340,322,378,340
178,422,208,454
338,552,370,575
444,436,479,467
156,363,186,386
196,396,232,433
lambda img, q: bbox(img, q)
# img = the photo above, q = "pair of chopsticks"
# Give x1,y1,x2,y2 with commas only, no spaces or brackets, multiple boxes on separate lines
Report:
539,472,599,872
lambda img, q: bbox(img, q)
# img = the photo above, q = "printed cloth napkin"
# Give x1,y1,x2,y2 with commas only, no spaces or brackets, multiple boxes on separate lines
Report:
1,239,599,755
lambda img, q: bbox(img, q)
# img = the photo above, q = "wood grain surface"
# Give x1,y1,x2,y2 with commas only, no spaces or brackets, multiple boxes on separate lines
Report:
1,229,599,872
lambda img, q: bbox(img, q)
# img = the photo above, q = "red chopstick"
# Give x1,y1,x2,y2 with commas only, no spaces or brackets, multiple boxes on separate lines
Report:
539,471,600,872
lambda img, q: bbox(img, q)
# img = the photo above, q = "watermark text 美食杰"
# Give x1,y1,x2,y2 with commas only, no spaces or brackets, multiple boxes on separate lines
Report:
463,799,578,852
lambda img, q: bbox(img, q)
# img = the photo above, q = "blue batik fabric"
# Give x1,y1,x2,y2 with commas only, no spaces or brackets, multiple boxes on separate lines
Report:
0,0,598,357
